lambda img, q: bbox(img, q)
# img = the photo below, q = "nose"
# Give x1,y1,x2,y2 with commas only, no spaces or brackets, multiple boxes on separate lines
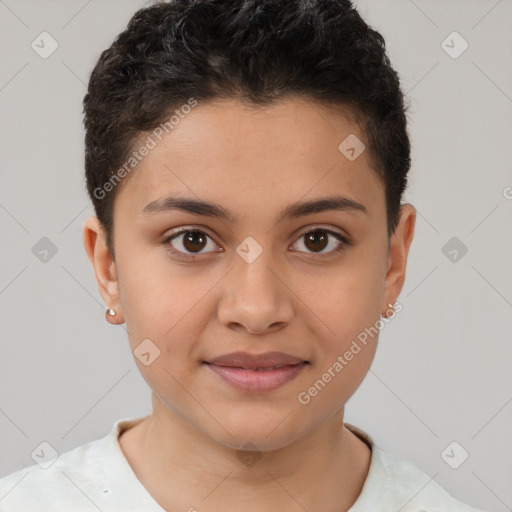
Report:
217,249,294,335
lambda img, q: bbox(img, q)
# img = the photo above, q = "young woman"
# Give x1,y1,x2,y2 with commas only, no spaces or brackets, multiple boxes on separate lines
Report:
0,1,484,510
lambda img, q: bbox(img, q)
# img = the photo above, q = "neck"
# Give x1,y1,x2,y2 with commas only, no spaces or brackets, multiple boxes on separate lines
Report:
119,398,371,512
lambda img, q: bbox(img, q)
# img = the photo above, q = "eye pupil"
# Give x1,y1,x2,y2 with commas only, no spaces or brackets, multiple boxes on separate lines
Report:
305,230,328,252
183,230,207,253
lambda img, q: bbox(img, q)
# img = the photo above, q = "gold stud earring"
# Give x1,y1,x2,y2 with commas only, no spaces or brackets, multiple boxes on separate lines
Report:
381,302,395,319
105,307,123,324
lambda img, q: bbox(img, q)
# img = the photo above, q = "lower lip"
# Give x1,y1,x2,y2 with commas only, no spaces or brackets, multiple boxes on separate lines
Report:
205,362,308,392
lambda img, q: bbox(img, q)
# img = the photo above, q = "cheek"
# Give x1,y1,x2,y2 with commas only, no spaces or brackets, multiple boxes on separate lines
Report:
116,262,215,382
301,256,383,391
311,262,383,340
116,246,202,330
298,326,378,415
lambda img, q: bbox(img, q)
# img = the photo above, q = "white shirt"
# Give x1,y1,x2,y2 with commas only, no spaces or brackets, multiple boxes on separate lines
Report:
0,415,483,511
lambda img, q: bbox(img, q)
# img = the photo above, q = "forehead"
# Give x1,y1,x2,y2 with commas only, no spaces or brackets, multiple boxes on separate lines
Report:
115,97,384,223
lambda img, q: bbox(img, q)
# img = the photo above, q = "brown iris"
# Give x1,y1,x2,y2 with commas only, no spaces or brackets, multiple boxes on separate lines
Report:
304,230,329,252
182,230,207,253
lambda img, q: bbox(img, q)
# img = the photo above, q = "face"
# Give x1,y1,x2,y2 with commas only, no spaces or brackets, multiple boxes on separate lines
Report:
84,97,415,451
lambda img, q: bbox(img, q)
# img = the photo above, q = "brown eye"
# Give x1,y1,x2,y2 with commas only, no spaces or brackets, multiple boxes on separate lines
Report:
292,228,350,256
164,229,219,258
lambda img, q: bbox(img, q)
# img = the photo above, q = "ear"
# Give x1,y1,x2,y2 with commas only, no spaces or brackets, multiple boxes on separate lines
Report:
382,203,416,312
82,216,124,325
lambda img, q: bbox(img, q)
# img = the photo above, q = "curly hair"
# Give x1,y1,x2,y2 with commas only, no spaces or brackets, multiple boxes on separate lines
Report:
83,0,411,258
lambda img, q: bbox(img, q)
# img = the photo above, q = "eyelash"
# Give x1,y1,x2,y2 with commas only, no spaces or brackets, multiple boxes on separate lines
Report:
162,226,351,261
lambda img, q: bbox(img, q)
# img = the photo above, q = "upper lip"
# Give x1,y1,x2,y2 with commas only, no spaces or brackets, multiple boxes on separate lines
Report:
205,351,308,369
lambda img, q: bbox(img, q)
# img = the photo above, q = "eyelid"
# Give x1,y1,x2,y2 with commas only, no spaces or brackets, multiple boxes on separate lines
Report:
164,224,217,240
294,224,349,240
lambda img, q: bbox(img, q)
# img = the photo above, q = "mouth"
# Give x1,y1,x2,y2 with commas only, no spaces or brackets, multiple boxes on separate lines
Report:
203,351,310,392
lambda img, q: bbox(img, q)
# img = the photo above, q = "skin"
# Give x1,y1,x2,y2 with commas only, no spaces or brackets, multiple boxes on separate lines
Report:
83,96,416,512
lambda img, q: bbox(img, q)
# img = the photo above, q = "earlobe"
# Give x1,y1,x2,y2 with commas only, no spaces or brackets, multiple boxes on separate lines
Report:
82,216,124,324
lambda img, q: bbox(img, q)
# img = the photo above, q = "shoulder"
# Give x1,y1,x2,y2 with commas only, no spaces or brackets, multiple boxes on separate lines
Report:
375,447,484,512
0,434,109,512
344,424,484,512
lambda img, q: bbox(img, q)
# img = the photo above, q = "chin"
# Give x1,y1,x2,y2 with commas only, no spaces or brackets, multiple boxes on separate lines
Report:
205,408,306,452
216,430,300,453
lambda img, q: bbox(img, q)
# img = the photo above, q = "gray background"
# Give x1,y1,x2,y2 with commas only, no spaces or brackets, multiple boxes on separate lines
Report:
0,0,511,510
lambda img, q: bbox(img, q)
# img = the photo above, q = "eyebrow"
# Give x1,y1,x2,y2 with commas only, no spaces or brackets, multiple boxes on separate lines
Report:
142,194,368,223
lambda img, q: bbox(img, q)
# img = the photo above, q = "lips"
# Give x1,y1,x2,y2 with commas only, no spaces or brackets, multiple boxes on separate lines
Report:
204,351,309,392
205,351,308,369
